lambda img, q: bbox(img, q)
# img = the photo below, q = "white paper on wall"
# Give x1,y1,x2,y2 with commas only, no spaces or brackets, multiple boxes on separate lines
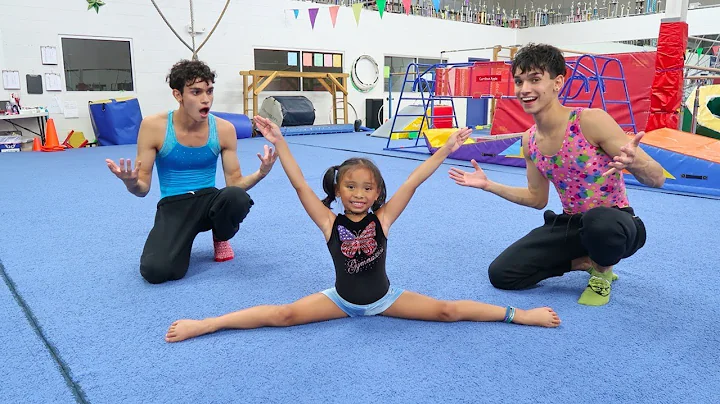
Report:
45,73,63,91
48,96,63,114
41,46,58,65
2,70,20,90
63,101,78,118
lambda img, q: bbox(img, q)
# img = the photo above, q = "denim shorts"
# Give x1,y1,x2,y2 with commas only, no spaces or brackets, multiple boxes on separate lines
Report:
321,286,405,317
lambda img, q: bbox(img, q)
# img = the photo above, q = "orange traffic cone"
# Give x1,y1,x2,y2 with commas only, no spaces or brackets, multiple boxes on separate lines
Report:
41,118,64,152
32,137,42,151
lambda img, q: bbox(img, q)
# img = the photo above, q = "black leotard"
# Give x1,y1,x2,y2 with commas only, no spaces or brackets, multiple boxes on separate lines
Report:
327,213,389,305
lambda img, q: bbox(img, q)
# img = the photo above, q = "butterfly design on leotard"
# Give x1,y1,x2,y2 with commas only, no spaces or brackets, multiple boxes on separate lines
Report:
338,221,377,258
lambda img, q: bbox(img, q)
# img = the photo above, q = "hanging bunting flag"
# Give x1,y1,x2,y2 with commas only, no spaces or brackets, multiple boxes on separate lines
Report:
376,0,386,18
293,9,299,19
309,8,319,29
402,0,412,14
432,0,441,11
352,3,362,26
329,6,340,27
86,0,105,13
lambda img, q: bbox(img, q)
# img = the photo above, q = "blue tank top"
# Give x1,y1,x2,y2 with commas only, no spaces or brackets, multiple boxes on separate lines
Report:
155,110,221,199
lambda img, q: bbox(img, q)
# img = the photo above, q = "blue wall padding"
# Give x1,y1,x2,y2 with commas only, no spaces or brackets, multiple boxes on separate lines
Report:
89,97,143,146
211,112,253,139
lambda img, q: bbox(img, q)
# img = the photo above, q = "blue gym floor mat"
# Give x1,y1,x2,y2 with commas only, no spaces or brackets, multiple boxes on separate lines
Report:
0,135,717,403
0,261,78,403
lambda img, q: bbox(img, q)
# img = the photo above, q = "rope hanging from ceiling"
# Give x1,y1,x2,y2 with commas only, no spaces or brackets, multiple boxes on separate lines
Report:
149,0,231,60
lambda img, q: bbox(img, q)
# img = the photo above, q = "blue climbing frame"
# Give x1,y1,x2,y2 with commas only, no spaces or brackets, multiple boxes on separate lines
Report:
384,54,636,155
384,61,515,154
560,54,637,133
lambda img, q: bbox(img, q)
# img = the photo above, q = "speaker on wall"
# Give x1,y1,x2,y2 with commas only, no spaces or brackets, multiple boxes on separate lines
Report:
365,98,383,129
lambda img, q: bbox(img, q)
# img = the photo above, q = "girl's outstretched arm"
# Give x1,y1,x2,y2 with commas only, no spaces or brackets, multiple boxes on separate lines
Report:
377,127,472,233
254,116,335,240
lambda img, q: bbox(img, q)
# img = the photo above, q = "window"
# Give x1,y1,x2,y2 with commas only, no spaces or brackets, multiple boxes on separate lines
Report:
253,48,343,91
301,52,343,91
254,49,300,91
61,37,134,91
384,56,446,92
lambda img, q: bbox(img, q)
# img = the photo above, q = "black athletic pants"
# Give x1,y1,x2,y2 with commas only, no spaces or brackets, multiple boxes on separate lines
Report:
488,206,647,290
140,187,254,284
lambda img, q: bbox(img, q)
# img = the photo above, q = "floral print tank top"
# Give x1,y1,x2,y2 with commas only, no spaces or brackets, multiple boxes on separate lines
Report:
527,108,630,214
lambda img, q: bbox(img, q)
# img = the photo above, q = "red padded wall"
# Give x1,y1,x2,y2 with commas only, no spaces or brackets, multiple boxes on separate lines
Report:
490,52,656,135
645,22,689,132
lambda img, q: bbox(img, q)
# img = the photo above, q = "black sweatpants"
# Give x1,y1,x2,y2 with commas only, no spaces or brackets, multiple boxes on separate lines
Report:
488,206,647,290
140,187,254,284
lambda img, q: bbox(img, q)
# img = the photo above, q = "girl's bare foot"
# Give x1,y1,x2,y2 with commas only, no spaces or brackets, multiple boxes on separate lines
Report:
513,307,561,328
165,319,214,343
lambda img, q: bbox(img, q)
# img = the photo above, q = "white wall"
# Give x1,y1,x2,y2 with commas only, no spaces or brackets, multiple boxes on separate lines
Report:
0,0,186,142
3,0,719,144
517,14,665,46
553,42,656,54
0,0,516,143
516,6,720,46
261,2,515,129
0,28,7,101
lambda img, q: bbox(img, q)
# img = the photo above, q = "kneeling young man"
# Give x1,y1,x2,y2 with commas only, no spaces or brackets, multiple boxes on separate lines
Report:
106,60,277,284
449,43,665,305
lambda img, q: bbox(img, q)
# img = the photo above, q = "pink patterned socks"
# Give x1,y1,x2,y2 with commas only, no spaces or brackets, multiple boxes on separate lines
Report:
213,239,234,262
